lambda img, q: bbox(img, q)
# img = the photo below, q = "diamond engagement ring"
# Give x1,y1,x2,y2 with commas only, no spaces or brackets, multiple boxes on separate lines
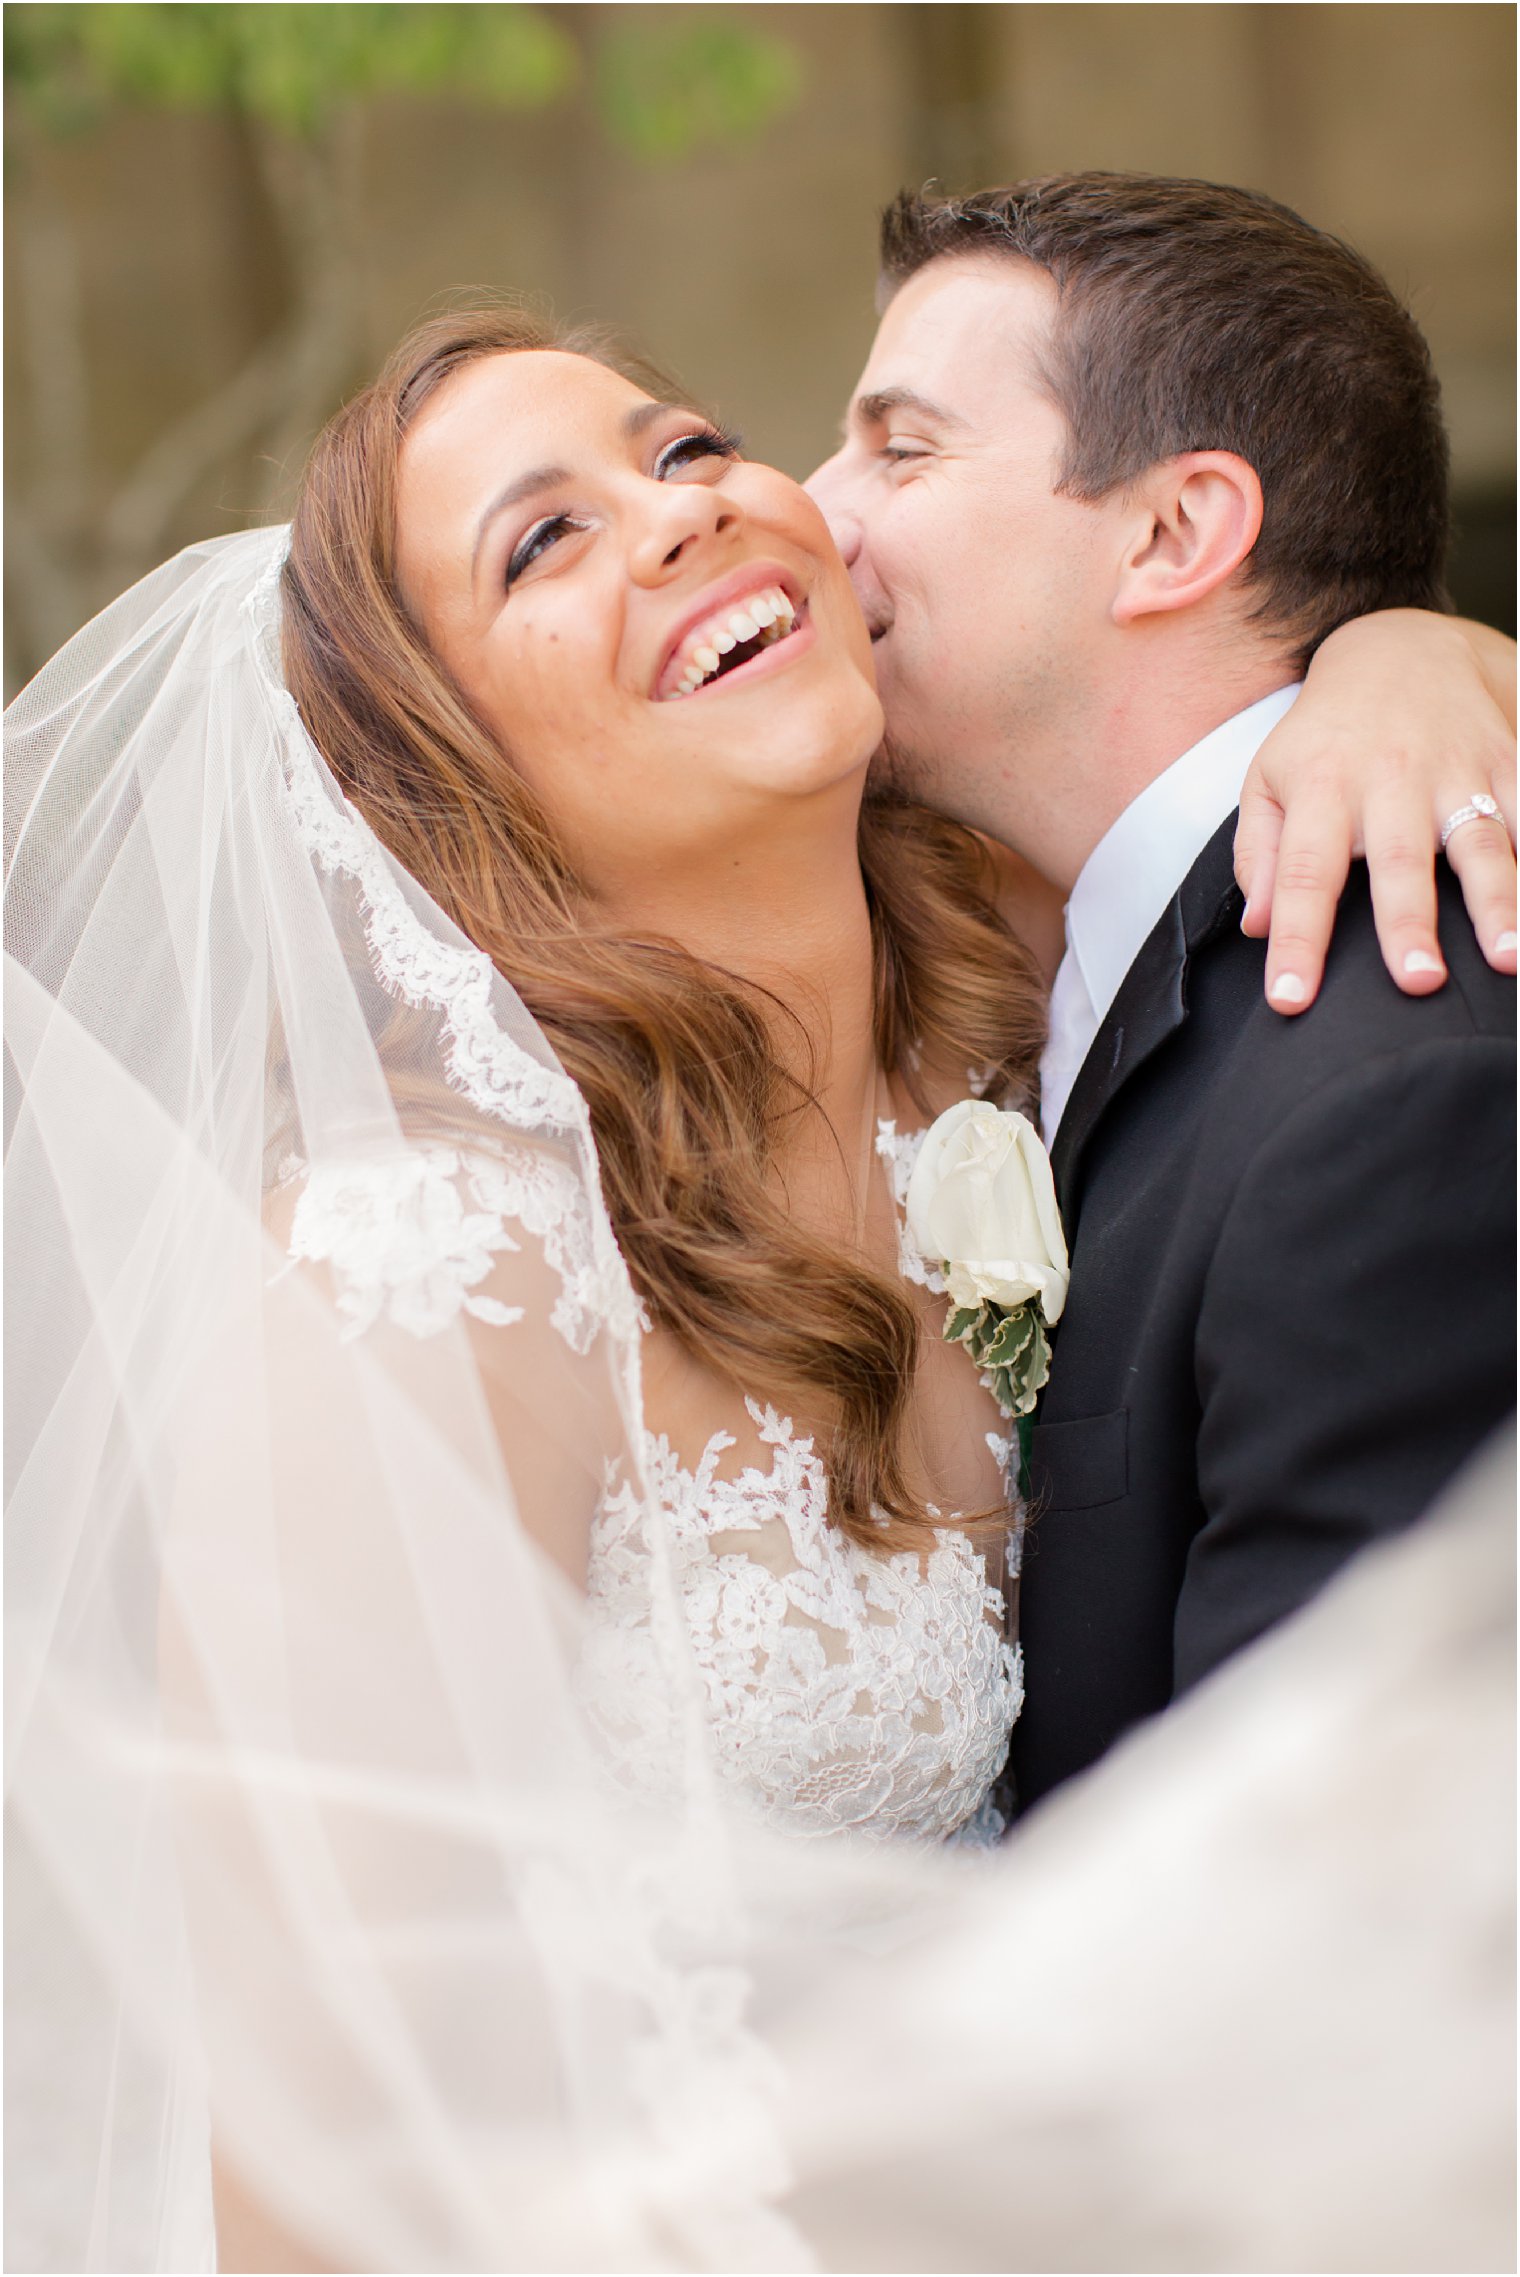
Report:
1439,792,1503,851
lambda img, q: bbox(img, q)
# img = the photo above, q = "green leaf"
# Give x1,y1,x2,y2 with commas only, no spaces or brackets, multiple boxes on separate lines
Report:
1011,1314,1052,1413
957,1303,1052,1420
941,1289,1057,1419
466,6,578,108
594,12,802,163
8,3,579,142
977,1308,1036,1369
5,6,108,136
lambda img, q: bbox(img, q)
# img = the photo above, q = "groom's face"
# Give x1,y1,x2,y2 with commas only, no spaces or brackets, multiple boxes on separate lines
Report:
807,255,1117,839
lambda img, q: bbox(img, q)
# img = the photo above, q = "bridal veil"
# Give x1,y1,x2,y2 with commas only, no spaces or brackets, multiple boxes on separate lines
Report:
6,530,1512,2274
6,526,818,2271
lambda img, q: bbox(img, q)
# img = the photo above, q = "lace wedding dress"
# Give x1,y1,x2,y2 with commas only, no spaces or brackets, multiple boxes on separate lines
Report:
284,1121,1024,1855
582,1120,1022,1851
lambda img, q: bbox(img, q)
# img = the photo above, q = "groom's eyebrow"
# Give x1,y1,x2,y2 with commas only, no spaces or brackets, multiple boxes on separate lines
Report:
847,386,964,436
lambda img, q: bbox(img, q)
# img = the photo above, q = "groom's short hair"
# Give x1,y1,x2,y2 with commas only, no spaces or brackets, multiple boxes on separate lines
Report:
880,174,1452,660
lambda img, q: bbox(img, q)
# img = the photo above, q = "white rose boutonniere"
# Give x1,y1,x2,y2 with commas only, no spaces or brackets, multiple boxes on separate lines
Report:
905,1099,1070,1420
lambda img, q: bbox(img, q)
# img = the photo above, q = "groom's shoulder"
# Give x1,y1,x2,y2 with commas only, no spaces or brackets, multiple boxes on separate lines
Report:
1191,853,1515,1128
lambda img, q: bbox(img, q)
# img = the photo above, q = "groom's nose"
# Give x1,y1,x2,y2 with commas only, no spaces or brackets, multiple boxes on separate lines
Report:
803,452,862,568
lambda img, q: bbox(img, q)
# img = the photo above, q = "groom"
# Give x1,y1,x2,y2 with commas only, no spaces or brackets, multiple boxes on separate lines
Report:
808,173,1517,1811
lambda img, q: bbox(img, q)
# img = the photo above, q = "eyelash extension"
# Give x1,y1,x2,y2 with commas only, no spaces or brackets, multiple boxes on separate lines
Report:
655,422,744,475
506,513,588,589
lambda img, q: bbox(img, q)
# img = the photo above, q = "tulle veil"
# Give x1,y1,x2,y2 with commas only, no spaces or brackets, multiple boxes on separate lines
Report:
6,529,1512,2274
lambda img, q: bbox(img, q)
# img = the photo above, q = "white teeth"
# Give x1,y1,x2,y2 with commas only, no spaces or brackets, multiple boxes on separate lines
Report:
663,585,800,698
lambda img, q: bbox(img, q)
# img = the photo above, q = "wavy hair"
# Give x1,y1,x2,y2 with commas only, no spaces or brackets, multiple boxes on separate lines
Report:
282,305,1045,1550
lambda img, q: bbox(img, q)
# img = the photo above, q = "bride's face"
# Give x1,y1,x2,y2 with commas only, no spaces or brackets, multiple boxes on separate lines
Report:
394,350,884,895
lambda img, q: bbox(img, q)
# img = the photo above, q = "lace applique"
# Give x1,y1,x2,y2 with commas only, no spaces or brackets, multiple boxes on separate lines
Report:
874,1118,947,1294
584,1401,1023,1848
283,1140,642,1355
466,1141,649,1355
285,1147,524,1341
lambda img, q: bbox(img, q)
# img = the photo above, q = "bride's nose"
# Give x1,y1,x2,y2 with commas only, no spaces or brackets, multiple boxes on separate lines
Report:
627,481,742,585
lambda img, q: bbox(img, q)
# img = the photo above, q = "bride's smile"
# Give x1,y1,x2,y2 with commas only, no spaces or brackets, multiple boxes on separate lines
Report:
652,566,806,701
393,348,884,902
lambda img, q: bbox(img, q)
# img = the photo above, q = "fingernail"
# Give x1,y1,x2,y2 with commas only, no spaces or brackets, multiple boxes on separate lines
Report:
1269,973,1308,1005
1496,931,1519,954
1402,951,1444,977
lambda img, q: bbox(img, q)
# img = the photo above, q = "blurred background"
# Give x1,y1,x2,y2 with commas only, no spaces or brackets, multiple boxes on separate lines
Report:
5,1,1515,696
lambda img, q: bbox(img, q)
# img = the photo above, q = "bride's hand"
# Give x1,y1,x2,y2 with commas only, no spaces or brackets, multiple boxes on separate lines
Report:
1234,611,1517,1010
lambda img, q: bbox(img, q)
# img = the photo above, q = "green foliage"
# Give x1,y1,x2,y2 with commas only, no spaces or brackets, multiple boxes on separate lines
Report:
596,12,802,160
5,4,578,138
5,2,802,156
944,1296,1052,1421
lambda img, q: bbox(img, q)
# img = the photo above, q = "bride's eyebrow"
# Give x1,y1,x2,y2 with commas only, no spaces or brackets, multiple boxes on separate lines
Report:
472,465,569,578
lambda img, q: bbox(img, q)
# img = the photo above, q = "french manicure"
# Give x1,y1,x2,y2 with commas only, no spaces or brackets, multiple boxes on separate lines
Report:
1402,950,1444,977
1269,973,1308,1005
1495,931,1519,954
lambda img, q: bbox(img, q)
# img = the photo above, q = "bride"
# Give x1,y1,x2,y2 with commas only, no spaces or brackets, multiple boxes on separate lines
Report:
5,304,1513,2272
281,308,1049,1850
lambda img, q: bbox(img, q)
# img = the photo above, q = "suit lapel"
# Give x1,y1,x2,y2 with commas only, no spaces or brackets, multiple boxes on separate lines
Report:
1050,814,1245,1228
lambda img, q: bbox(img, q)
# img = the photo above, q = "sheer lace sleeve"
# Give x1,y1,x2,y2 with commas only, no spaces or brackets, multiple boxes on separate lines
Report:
268,1134,638,1585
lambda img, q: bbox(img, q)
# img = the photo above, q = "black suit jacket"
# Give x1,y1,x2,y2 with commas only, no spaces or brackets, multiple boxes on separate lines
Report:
1010,814,1516,1814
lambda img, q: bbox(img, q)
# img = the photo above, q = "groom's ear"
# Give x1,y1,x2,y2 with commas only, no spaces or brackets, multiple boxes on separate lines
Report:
1109,452,1264,626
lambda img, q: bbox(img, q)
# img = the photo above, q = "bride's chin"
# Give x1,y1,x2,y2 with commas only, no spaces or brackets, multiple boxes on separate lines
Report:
784,680,886,788
746,726,881,806
685,680,882,803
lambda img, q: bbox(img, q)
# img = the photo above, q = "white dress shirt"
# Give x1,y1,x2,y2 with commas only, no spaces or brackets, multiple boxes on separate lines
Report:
1039,684,1303,1146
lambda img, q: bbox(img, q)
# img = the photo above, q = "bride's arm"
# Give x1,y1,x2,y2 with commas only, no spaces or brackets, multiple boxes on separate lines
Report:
165,1143,643,2271
1235,612,1517,1011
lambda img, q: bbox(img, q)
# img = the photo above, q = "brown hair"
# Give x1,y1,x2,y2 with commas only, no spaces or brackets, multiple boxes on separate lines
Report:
282,304,1044,1550
880,173,1451,660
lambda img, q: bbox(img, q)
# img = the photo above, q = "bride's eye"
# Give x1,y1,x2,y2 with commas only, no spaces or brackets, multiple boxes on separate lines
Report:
506,513,586,588
655,425,743,480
